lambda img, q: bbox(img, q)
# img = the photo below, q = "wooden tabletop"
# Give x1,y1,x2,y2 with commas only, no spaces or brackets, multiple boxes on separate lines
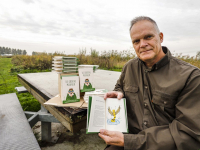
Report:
17,69,121,132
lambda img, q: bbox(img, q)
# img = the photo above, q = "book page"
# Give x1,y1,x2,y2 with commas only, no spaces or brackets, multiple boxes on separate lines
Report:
105,98,128,132
88,96,105,132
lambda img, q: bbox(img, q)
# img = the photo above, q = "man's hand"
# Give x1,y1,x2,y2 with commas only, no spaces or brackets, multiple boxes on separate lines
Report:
104,91,124,100
98,129,124,147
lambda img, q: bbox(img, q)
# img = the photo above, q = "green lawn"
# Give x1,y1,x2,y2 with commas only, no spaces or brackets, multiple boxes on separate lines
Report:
110,68,122,72
0,57,40,111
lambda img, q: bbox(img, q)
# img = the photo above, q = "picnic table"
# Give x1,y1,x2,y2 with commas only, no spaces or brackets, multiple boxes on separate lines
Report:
17,69,121,141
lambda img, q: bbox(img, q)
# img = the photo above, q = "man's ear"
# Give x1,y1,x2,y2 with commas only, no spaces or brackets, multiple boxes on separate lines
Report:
159,32,164,43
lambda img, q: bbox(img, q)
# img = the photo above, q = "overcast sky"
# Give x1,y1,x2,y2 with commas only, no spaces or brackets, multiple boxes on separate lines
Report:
0,0,199,56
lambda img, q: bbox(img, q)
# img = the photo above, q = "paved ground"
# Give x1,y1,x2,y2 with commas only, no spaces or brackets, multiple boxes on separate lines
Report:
33,122,106,150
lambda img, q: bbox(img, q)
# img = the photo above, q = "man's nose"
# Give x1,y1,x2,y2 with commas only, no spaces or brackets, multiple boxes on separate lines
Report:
140,39,148,48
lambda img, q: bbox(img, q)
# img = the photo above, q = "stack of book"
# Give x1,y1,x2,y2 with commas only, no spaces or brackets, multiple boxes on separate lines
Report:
83,89,108,103
78,65,99,73
52,56,78,73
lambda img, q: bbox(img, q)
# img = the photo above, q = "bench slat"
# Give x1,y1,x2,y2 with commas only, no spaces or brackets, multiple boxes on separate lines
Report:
0,93,40,150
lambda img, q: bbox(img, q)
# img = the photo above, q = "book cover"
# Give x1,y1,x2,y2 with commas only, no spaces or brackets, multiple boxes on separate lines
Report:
79,67,95,92
61,75,80,104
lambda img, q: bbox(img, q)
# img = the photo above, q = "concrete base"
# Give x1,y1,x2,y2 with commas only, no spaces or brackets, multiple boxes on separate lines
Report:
15,86,28,93
33,122,106,150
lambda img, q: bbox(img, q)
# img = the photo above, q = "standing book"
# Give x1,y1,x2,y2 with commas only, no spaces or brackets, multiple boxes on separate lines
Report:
78,67,95,92
60,75,80,104
86,96,128,134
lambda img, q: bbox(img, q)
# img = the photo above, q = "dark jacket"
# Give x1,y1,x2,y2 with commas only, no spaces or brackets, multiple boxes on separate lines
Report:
114,46,200,150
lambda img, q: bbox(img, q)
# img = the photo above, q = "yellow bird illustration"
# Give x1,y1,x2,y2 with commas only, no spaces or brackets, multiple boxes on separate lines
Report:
108,106,120,122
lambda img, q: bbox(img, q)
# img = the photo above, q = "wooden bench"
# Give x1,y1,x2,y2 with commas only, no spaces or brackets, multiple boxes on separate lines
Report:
0,93,40,150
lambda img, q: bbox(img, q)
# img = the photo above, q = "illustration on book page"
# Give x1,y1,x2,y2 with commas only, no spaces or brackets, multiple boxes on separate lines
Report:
107,105,121,125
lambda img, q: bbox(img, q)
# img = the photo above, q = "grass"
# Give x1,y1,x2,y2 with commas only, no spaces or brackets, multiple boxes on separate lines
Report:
74,49,135,70
0,57,41,112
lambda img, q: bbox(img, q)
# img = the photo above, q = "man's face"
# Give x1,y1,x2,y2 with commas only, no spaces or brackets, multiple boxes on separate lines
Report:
130,20,164,66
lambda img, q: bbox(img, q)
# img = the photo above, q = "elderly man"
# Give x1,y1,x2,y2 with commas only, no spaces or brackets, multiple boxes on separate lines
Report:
99,16,200,150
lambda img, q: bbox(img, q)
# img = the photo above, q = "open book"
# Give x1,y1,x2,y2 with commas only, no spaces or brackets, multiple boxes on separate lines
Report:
86,96,128,134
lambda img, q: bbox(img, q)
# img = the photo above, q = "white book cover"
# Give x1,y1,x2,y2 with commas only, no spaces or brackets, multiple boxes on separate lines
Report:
79,67,95,92
61,75,80,103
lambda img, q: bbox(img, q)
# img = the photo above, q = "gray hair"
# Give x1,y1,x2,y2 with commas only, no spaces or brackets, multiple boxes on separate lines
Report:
129,16,160,33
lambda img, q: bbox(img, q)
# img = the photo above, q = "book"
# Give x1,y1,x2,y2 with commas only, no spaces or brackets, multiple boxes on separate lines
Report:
60,75,80,104
52,56,78,73
78,67,95,92
86,96,128,134
83,89,108,103
78,65,99,72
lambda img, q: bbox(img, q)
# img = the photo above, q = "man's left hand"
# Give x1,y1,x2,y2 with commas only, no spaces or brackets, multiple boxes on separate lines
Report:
98,129,124,147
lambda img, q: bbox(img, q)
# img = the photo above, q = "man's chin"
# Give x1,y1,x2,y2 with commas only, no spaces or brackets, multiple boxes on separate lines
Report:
140,54,155,62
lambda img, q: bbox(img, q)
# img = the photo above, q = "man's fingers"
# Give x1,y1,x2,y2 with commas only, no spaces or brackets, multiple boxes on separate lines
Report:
104,91,123,100
99,134,115,145
99,129,114,145
99,130,124,146
99,129,110,136
98,133,110,144
99,129,115,138
117,92,123,100
104,93,109,100
104,92,114,100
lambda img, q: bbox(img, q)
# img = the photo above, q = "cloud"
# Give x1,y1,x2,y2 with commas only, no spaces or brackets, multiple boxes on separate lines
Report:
21,0,34,4
0,0,199,55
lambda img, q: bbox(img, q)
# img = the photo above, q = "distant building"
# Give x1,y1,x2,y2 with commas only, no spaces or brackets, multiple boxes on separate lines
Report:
1,54,13,56
32,52,46,55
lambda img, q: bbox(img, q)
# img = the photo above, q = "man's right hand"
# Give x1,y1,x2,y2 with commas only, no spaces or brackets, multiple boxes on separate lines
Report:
104,91,124,100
